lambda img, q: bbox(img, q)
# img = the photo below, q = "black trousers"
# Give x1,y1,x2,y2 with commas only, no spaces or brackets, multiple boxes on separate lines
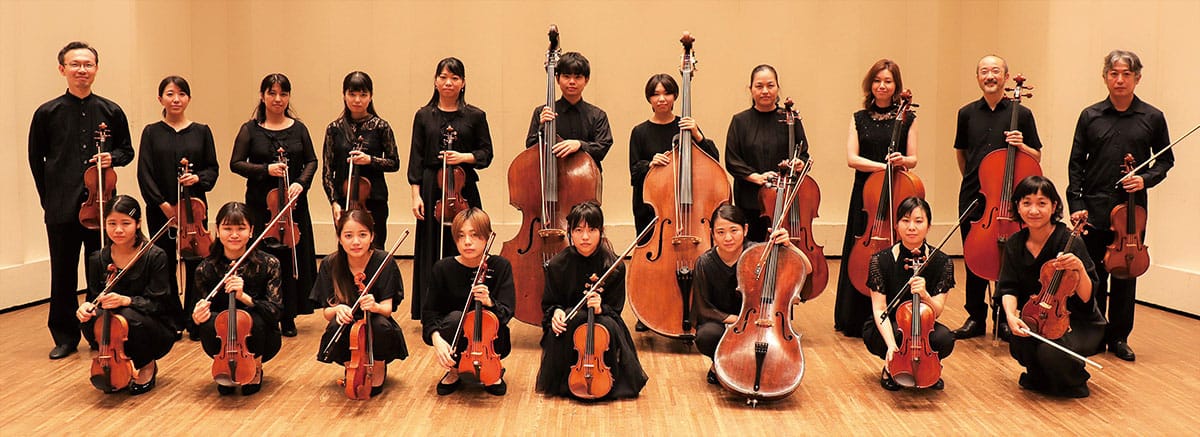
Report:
435,311,513,359
1009,325,1103,394
960,223,996,323
1082,229,1135,344
694,321,726,359
863,320,956,361
147,208,197,333
46,221,102,347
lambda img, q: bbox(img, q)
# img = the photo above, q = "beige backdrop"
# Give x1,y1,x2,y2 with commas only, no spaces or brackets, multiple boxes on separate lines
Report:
3,0,1197,314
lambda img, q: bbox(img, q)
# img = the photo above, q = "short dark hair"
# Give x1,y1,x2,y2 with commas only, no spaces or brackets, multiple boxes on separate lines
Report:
644,74,678,101
342,71,378,118
1011,175,1064,224
556,52,590,78
896,196,931,222
710,202,749,228
58,41,98,65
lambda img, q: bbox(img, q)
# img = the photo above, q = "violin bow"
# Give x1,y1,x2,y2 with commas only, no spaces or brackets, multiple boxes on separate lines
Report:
92,216,177,304
753,153,811,275
448,232,498,353
1111,122,1198,187
202,192,301,302
880,199,979,321
320,229,411,361
1017,327,1103,369
560,218,658,326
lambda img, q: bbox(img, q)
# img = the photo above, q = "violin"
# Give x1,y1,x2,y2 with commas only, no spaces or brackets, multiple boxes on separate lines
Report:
627,32,731,339
211,261,258,386
89,218,174,392
176,158,213,258
887,250,942,389
964,75,1042,281
569,272,614,400
1020,220,1087,340
848,90,924,296
1105,154,1150,279
502,24,603,326
342,135,372,214
713,170,810,406
80,123,116,232
264,147,300,278
450,233,503,385
434,127,468,225
344,272,376,400
757,98,826,301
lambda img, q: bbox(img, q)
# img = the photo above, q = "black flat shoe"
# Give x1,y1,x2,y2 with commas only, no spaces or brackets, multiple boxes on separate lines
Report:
484,378,507,396
436,373,460,396
1018,372,1045,392
635,321,649,332
49,344,77,360
241,368,263,396
216,384,236,395
1110,341,1136,362
880,368,901,391
997,323,1012,342
188,330,201,341
930,378,945,390
706,369,719,385
953,320,984,340
129,365,158,396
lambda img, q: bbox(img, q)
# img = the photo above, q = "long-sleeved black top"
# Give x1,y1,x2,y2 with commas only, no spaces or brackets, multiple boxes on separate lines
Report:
322,115,400,204
230,120,319,201
1067,96,1172,230
87,245,176,329
137,121,219,208
308,249,403,313
407,105,493,185
628,117,719,189
542,246,626,325
867,243,955,320
997,223,1105,328
953,97,1043,212
420,255,515,345
194,249,283,324
724,106,809,212
524,97,614,170
28,91,134,224
690,243,747,327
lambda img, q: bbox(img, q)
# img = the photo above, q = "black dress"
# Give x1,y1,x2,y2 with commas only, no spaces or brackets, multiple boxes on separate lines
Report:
999,223,1105,396
535,247,648,400
689,244,747,359
83,246,177,368
724,106,810,242
136,120,219,332
230,119,318,321
194,249,284,362
861,243,956,361
834,105,914,338
309,249,408,364
627,117,719,243
407,105,494,320
321,114,401,247
421,255,516,358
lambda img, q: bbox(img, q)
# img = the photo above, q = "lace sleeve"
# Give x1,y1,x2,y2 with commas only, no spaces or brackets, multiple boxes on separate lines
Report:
933,253,956,296
866,253,885,294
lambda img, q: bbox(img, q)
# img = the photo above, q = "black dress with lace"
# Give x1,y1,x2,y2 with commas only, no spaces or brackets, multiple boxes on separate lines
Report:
861,243,956,361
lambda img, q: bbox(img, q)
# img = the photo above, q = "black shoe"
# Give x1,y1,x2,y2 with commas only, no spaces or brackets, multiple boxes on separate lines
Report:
1058,384,1090,398
216,384,236,395
930,378,945,390
635,321,649,332
998,323,1012,342
1018,372,1045,392
173,331,184,342
129,365,158,396
88,341,99,351
880,368,901,391
1110,341,1136,362
484,379,508,396
49,344,77,360
241,368,263,396
436,373,460,396
280,319,297,337
188,330,201,341
370,385,384,396
953,320,984,339
707,369,719,385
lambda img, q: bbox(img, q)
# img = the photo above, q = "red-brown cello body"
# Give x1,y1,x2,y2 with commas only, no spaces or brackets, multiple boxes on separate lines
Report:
1105,154,1150,279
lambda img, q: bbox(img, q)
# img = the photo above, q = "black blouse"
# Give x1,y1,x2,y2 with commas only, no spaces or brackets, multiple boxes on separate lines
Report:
724,106,809,211
542,247,626,323
691,244,747,326
230,120,319,201
86,245,174,324
953,97,1042,211
321,115,401,204
627,117,719,189
524,97,614,170
997,223,1105,327
308,249,404,313
137,121,219,207
407,105,493,185
866,243,955,319
420,255,516,345
194,249,283,323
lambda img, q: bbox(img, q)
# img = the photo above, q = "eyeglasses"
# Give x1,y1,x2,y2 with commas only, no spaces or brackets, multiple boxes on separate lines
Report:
64,62,96,71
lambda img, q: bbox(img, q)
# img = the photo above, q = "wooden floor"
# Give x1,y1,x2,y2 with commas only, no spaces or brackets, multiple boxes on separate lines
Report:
2,259,1198,434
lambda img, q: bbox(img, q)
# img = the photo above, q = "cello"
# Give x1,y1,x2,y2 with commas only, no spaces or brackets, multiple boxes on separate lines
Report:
342,135,372,214
627,32,730,339
448,233,503,385
79,123,116,233
713,169,811,406
848,90,924,296
176,158,213,258
502,24,603,326
1105,154,1150,279
964,75,1041,281
264,147,300,279
1020,219,1087,340
758,98,827,301
887,251,942,388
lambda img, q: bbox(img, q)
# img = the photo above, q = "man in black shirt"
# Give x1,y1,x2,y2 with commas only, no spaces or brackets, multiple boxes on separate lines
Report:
1068,50,1172,362
524,52,614,170
952,55,1043,340
28,41,134,359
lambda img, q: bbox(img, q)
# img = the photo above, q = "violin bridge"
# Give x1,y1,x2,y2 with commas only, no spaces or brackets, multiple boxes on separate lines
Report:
1039,302,1053,309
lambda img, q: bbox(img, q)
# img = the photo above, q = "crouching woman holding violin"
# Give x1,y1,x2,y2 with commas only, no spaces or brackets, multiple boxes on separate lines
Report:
192,202,282,396
311,210,408,396
77,195,177,395
999,176,1104,398
863,197,955,391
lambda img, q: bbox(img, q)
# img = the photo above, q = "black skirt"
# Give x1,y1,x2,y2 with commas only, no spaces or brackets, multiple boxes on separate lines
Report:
535,313,648,400
316,313,409,364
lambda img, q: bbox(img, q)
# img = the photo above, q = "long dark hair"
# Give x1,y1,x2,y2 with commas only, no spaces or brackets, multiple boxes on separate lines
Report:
342,71,377,120
208,202,253,259
566,201,615,262
102,195,146,247
326,209,377,306
425,57,467,109
157,75,190,117
253,73,298,123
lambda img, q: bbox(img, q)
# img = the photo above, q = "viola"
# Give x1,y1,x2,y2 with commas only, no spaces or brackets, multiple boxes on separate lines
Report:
450,233,503,385
211,263,258,386
713,169,810,405
264,147,300,278
757,98,826,301
627,32,731,339
1020,220,1087,340
345,272,376,400
1105,153,1150,279
434,127,469,225
502,24,603,326
176,158,213,258
887,251,942,388
342,135,372,214
848,90,924,296
79,123,116,232
964,75,1042,281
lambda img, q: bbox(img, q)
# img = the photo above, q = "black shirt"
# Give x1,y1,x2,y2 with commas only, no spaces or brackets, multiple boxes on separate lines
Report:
867,243,955,320
724,106,809,212
87,245,175,327
953,97,1043,212
195,249,283,323
407,105,493,185
524,97,614,170
28,91,135,224
308,249,404,313
627,117,719,189
420,255,516,345
230,120,319,202
542,246,626,323
691,244,747,326
137,121,219,208
321,115,401,204
1067,96,1172,229
997,223,1105,327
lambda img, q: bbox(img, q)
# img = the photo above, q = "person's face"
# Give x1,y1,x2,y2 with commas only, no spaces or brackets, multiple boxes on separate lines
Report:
649,83,676,115
435,67,464,101
344,90,372,118
895,206,929,248
217,220,253,253
976,56,1009,95
1105,61,1140,99
1017,191,1057,230
261,83,290,117
750,70,779,109
871,69,895,106
338,220,374,259
711,216,747,255
59,49,98,90
571,222,601,257
104,212,138,247
557,73,588,101
158,82,190,117
455,221,488,261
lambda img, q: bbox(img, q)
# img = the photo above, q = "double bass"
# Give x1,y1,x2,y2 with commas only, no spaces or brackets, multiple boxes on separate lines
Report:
342,135,372,214
713,169,810,406
176,158,213,258
627,32,730,339
964,75,1041,281
449,233,503,385
1020,220,1087,340
758,98,827,301
848,90,924,296
1104,154,1150,279
264,147,300,279
887,250,942,388
502,24,603,326
79,123,115,232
